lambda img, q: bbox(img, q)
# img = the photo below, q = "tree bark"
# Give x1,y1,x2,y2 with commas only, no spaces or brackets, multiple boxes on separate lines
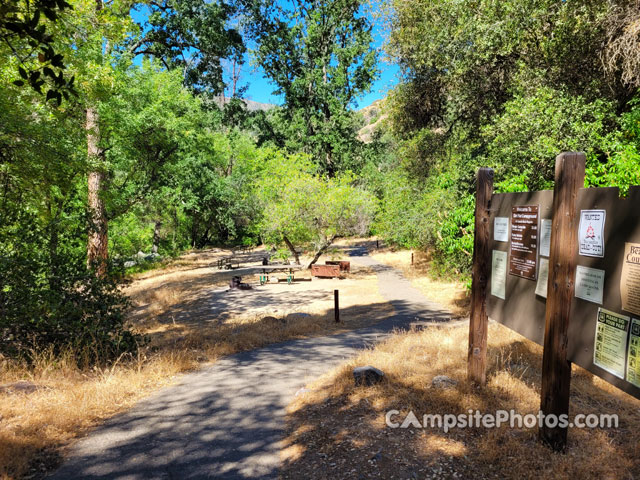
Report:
152,220,162,254
282,235,301,265
86,106,108,276
307,235,336,269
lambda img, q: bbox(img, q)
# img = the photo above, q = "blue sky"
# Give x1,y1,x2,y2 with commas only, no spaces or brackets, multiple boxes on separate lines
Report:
241,56,399,109
131,4,399,109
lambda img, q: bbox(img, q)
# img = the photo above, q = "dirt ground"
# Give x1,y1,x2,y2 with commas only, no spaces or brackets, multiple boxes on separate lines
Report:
126,245,395,345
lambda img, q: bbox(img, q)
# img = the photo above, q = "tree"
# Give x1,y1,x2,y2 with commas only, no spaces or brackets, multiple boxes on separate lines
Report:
258,153,375,266
245,0,378,175
131,0,245,96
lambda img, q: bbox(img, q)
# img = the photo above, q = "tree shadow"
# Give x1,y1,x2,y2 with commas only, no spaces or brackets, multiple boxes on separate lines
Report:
281,331,640,479
50,300,451,480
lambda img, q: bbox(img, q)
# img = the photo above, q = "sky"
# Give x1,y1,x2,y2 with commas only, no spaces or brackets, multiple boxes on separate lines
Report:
241,55,399,109
131,4,399,110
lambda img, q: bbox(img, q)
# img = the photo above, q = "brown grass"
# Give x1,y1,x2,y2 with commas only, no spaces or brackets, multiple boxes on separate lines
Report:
281,323,640,479
0,245,394,479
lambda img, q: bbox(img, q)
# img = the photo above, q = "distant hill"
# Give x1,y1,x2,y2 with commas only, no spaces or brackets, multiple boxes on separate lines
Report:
357,99,388,143
213,97,277,112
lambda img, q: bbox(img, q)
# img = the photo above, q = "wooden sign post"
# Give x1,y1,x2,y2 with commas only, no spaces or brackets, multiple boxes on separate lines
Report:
539,152,585,451
468,168,494,384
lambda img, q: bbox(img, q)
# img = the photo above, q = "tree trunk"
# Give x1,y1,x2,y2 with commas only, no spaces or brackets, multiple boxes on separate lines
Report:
152,220,162,254
86,106,108,276
307,235,336,269
283,235,300,265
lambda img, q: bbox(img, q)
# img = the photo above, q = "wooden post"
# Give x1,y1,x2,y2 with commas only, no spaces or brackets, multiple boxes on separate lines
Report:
468,168,494,385
334,290,340,323
376,239,379,249
411,252,414,266
539,152,585,451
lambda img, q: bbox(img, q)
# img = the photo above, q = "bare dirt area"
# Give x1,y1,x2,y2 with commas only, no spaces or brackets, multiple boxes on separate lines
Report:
281,323,640,480
126,246,394,356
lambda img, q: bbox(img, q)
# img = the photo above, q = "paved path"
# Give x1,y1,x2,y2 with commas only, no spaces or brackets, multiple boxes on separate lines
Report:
50,246,455,480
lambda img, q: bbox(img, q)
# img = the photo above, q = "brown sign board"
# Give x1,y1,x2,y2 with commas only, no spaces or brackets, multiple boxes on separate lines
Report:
487,191,552,346
567,186,640,399
509,205,539,280
487,186,640,399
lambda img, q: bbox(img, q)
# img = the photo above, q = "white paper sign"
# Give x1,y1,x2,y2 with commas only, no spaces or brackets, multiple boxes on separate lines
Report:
540,219,552,257
535,258,549,298
494,217,509,242
491,250,507,300
578,210,606,258
575,266,605,304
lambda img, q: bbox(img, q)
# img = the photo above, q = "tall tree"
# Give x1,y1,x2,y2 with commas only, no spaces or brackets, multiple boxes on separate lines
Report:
245,0,378,175
131,0,245,96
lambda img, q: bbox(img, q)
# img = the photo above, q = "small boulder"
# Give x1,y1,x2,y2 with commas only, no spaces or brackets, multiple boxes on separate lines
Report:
124,260,137,268
353,366,385,387
0,381,41,395
431,375,458,389
262,316,286,325
286,312,312,322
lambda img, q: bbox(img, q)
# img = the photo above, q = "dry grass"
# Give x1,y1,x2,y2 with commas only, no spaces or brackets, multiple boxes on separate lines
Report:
281,323,640,479
0,245,394,479
0,349,192,480
370,247,471,318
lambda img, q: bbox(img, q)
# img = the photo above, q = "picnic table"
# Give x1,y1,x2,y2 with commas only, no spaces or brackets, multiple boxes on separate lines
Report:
254,264,305,285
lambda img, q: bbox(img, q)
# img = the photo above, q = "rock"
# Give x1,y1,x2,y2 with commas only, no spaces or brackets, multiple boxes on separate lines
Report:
136,250,147,259
370,448,383,461
229,276,252,290
285,312,312,322
262,316,286,325
353,366,385,386
431,375,458,389
0,381,42,395
124,260,137,268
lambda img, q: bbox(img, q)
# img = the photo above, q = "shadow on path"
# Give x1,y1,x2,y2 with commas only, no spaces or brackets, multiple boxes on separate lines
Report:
49,247,457,480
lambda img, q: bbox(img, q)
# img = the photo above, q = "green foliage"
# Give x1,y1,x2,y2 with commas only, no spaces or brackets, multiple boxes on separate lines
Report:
0,212,138,365
134,0,245,95
586,97,640,195
380,0,640,277
257,152,376,261
482,86,615,191
245,0,378,175
1,0,76,102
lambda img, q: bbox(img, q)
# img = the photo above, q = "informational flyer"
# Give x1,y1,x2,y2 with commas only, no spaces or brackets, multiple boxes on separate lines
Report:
491,250,507,300
621,242,640,316
578,210,606,258
509,205,539,280
594,308,630,379
535,258,549,298
626,318,640,388
575,266,605,304
540,219,552,257
494,217,509,242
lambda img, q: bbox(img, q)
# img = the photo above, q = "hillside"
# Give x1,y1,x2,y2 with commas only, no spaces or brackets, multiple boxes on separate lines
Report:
358,98,388,143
